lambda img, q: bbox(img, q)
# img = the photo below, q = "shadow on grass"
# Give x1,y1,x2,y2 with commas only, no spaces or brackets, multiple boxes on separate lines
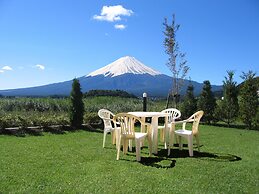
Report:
140,157,176,169
119,144,242,168
158,148,242,162
115,146,176,169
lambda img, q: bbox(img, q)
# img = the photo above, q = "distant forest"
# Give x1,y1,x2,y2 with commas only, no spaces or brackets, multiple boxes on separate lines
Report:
84,90,137,98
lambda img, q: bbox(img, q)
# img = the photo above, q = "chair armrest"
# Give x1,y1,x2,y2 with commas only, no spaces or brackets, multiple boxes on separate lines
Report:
174,119,195,130
103,118,113,122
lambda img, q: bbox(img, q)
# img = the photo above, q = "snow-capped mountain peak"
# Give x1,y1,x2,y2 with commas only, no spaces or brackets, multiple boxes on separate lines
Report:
87,56,161,77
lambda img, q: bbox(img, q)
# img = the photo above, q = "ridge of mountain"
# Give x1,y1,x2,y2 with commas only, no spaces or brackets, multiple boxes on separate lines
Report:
0,56,223,97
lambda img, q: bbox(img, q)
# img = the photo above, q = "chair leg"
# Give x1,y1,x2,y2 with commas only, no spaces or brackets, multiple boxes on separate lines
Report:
103,131,107,148
140,139,145,148
175,135,179,145
195,135,200,152
179,136,183,150
123,139,129,154
116,136,121,160
129,140,132,152
188,135,193,157
136,140,141,161
112,131,116,145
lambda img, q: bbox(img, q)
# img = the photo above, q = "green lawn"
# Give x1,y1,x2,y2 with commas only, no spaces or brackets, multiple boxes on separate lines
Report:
0,125,258,193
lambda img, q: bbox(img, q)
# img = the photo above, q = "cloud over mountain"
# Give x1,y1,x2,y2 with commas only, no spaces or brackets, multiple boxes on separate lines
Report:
93,5,133,22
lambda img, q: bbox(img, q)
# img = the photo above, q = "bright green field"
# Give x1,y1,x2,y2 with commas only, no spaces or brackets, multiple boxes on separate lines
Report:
0,125,258,193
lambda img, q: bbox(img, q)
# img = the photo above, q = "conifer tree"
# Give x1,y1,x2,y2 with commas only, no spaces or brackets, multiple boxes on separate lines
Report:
239,71,258,129
221,71,239,126
70,78,84,128
181,84,197,119
197,80,216,124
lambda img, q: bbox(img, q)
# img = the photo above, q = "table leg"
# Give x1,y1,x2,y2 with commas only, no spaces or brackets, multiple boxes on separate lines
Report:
152,116,159,154
168,122,175,156
164,116,168,149
140,117,145,147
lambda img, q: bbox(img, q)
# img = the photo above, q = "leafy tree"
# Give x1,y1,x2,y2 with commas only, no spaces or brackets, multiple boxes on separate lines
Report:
70,78,84,128
181,84,197,119
219,71,239,126
163,14,189,108
197,80,216,124
239,71,258,129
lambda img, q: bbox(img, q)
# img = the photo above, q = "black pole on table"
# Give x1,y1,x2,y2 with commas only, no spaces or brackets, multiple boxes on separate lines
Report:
143,92,147,112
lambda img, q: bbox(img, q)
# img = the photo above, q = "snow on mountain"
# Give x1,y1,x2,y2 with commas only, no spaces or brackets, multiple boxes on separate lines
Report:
87,56,161,77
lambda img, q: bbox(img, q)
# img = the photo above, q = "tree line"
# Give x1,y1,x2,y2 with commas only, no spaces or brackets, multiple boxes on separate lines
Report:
180,71,258,129
84,89,136,98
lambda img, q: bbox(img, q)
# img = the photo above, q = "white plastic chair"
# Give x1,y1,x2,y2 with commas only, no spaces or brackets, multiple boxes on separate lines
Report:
169,110,204,156
98,109,117,148
114,113,152,161
158,108,181,146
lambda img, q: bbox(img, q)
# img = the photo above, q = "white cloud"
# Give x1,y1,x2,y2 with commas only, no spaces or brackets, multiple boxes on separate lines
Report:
93,5,133,22
2,66,12,71
0,70,4,73
114,24,126,30
35,64,45,70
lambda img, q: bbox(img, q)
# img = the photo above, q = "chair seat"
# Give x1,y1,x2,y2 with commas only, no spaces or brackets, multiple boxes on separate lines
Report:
175,129,192,135
135,132,148,139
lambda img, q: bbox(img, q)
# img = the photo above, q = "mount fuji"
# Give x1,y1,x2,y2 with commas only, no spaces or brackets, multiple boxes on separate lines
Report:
87,56,161,77
0,56,222,97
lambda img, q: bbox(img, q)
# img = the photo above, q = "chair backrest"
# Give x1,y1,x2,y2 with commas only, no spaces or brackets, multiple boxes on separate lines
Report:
189,111,204,135
98,109,114,129
161,108,181,123
113,113,145,139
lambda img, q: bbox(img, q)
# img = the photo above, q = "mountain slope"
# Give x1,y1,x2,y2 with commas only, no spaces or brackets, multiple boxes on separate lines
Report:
0,56,222,97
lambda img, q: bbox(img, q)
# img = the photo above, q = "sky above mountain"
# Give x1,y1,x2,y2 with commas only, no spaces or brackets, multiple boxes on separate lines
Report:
0,0,258,89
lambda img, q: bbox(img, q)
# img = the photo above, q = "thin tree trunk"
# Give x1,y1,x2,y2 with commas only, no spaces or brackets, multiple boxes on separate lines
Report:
165,92,170,109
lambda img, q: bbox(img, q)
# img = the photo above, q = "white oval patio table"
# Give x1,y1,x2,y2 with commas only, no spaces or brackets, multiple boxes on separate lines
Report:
128,111,170,154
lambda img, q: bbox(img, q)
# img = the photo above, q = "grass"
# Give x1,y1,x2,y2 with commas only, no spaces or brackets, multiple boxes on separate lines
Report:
0,125,258,193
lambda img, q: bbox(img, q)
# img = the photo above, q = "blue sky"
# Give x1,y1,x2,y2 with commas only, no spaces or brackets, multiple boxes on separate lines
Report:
0,0,258,90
